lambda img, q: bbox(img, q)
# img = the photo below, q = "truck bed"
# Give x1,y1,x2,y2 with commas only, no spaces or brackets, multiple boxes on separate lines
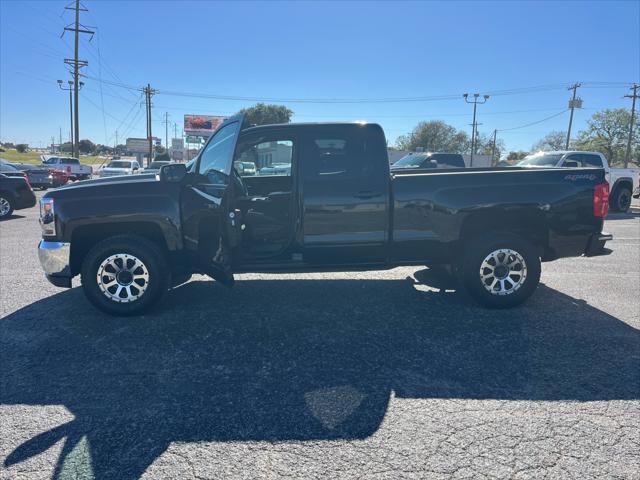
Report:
390,166,606,263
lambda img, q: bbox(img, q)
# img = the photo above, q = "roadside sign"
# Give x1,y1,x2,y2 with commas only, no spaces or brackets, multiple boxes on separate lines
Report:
184,115,226,137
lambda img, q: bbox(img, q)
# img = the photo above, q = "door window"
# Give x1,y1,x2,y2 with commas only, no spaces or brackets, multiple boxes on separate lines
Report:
564,154,603,168
198,121,240,179
581,154,603,167
234,137,293,177
302,130,375,179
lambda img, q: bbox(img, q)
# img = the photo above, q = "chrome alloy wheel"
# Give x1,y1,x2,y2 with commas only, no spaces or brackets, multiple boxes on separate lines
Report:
0,197,10,217
96,253,150,303
479,248,527,296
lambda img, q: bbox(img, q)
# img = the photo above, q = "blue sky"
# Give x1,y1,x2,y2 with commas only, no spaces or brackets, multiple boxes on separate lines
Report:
1,0,638,151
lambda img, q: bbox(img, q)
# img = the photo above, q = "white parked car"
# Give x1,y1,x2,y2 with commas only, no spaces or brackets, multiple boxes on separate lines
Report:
517,151,640,212
41,156,92,181
99,159,141,178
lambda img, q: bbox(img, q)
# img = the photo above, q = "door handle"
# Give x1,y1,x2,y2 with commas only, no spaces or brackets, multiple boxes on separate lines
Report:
354,191,382,199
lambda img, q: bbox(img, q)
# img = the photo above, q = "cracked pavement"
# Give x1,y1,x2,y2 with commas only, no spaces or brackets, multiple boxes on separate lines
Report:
1,193,639,479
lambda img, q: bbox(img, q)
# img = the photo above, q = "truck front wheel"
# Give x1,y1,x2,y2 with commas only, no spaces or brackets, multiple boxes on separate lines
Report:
460,233,541,308
81,235,168,316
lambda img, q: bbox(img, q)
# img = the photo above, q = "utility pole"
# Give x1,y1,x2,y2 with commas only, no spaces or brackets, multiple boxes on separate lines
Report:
144,84,155,166
463,93,490,167
163,112,170,150
491,129,498,166
59,127,62,151
63,0,93,159
565,82,582,150
57,79,82,153
115,130,118,154
624,84,639,168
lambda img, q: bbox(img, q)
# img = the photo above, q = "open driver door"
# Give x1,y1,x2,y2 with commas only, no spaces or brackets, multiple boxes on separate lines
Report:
180,115,245,286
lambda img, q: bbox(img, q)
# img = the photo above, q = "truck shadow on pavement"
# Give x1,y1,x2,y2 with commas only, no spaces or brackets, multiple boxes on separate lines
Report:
2,271,639,479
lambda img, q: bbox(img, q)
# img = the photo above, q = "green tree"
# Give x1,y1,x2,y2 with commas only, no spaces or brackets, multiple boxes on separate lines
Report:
154,152,171,162
15,144,28,153
506,151,529,162
474,131,506,162
91,144,111,155
395,120,470,152
78,139,96,154
574,108,639,165
237,103,293,126
531,130,567,151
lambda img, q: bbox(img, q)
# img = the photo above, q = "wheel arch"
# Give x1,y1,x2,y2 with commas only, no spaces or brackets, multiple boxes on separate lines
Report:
457,209,549,259
70,222,169,276
611,177,633,195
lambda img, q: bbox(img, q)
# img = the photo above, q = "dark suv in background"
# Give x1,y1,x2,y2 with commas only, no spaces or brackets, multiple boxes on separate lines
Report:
391,152,466,170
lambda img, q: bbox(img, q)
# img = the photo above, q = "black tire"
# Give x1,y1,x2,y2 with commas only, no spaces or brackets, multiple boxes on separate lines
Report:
459,232,541,308
611,186,632,213
0,194,14,219
81,234,169,316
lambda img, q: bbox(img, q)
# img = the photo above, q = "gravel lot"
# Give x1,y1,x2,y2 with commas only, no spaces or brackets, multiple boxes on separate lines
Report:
1,193,639,480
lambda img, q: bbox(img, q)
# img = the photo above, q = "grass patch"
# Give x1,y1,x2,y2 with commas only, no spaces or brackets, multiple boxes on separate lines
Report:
0,150,109,166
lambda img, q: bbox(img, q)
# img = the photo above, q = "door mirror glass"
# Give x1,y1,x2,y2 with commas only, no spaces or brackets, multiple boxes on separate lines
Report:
160,163,187,183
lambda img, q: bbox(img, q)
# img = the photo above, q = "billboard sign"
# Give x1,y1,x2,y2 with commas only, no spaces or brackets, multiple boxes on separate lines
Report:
184,115,226,137
126,138,149,153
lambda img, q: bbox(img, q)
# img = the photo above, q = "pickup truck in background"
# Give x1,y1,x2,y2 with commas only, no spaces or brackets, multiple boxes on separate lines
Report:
37,117,612,316
41,156,93,181
99,159,142,178
517,151,640,212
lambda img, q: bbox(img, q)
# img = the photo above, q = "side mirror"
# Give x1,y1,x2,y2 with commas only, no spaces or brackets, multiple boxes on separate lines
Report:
133,167,139,171
564,160,579,168
159,163,187,183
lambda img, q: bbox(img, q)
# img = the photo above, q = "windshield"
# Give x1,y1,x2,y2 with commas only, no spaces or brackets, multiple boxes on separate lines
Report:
393,153,427,168
517,153,564,167
107,161,133,169
42,157,57,164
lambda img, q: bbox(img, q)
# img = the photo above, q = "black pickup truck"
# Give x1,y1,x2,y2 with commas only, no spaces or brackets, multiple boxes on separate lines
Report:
38,116,612,316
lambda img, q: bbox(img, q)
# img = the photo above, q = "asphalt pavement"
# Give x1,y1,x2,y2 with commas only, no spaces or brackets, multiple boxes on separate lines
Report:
1,193,639,479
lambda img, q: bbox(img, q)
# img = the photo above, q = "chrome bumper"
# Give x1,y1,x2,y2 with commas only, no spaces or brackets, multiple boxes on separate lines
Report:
38,241,71,279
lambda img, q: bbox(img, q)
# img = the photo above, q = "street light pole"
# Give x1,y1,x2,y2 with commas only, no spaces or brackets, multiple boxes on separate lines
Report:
464,93,490,166
57,80,76,153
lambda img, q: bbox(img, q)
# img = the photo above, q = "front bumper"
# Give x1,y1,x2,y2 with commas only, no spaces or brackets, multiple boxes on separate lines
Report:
38,240,72,288
585,232,613,256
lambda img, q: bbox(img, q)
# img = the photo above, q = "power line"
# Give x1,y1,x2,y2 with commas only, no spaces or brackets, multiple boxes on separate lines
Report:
497,109,569,132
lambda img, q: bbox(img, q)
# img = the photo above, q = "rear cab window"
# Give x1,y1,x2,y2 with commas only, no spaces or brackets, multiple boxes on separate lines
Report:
301,125,386,180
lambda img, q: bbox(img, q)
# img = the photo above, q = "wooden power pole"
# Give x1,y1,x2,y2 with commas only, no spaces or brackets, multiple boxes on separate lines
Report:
144,84,155,166
63,0,93,159
565,82,582,150
624,84,639,168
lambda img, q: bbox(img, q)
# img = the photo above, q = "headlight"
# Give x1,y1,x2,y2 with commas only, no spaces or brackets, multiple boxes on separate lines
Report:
40,197,56,236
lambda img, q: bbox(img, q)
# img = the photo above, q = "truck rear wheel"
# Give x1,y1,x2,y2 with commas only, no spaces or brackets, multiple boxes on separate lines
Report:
460,233,541,308
81,235,168,316
611,186,632,213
